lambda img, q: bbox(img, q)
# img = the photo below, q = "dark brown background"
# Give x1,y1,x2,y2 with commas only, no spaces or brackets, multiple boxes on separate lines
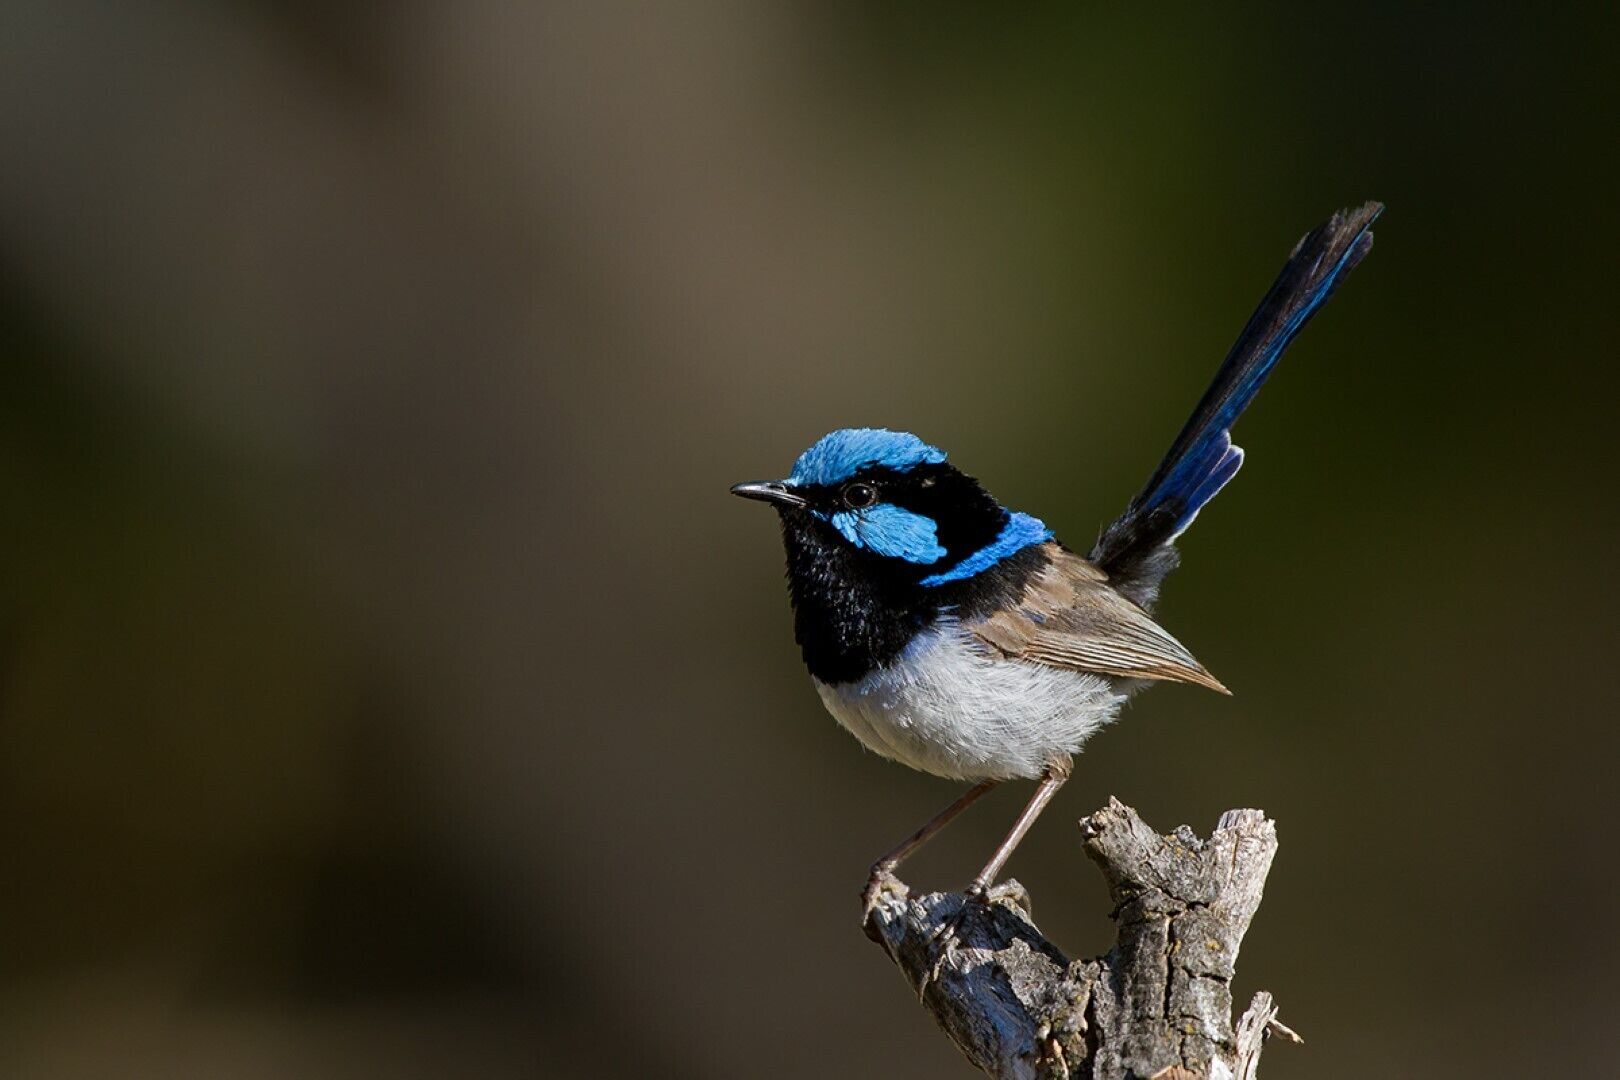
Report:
3,4,1616,1077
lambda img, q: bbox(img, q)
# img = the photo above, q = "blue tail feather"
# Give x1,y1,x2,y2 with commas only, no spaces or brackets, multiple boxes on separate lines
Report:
1091,201,1381,601
1176,437,1244,539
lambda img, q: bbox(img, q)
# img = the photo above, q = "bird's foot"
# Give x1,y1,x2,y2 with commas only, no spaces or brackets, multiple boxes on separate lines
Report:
986,877,1033,920
914,880,1033,999
861,862,906,935
917,884,989,1000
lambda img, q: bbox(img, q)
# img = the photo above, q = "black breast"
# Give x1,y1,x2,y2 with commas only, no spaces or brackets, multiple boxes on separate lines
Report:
780,515,1052,684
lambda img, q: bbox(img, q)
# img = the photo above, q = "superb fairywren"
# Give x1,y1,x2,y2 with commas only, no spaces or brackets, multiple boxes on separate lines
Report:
733,203,1381,910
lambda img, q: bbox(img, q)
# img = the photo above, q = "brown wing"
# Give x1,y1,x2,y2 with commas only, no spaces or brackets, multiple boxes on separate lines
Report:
970,542,1230,694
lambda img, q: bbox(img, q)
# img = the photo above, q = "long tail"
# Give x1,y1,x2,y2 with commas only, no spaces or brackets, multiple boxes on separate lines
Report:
1090,201,1382,608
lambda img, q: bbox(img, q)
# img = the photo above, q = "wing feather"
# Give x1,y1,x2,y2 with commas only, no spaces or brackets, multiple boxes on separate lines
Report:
970,543,1229,694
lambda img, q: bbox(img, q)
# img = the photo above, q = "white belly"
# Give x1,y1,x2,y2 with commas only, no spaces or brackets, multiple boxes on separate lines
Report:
813,621,1126,781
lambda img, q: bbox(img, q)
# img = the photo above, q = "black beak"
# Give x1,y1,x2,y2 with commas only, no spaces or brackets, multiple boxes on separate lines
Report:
730,480,808,508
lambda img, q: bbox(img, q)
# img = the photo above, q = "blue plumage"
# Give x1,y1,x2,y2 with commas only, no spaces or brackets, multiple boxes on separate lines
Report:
831,504,948,564
791,428,946,487
920,511,1053,586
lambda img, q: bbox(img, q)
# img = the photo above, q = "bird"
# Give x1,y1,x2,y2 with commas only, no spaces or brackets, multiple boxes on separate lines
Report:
731,202,1382,915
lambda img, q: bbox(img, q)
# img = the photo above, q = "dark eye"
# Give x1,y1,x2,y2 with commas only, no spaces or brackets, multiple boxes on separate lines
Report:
842,482,878,509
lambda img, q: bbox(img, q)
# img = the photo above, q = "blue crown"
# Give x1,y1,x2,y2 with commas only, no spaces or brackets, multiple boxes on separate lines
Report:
789,428,947,487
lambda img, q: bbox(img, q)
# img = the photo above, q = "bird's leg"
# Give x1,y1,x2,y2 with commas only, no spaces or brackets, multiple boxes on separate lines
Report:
918,759,1071,998
862,780,998,917
967,757,1071,897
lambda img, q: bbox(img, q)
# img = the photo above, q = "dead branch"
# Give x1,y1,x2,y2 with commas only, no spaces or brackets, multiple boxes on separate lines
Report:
863,799,1291,1079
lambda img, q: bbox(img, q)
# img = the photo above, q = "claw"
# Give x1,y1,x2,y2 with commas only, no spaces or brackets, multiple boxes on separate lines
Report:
916,889,989,1000
861,863,901,923
987,878,1032,920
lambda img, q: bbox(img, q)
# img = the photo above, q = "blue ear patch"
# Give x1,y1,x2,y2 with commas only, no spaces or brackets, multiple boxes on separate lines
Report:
790,428,946,487
830,505,947,564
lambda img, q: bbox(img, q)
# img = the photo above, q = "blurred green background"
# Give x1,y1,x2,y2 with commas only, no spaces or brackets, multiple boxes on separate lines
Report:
2,3,1616,1077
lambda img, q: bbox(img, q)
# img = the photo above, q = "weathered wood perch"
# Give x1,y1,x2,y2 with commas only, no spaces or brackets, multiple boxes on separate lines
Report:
863,799,1296,1079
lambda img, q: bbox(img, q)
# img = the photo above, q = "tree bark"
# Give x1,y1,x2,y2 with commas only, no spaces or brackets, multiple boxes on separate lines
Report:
862,798,1297,1079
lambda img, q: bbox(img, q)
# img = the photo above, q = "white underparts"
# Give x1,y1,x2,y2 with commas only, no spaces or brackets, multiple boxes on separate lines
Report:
813,620,1127,781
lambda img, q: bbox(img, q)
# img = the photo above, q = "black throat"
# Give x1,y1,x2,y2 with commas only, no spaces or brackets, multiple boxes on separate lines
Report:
778,512,1050,685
